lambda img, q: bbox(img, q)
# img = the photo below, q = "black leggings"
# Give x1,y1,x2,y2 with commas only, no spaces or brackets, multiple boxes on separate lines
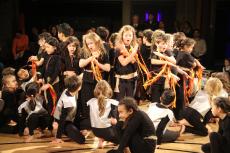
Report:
92,126,119,144
116,79,136,101
27,113,52,135
63,121,85,144
180,107,208,136
201,132,229,153
128,134,156,153
151,78,165,103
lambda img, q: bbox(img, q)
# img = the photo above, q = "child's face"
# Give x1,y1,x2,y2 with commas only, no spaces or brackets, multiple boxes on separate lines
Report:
211,102,220,117
86,38,97,52
38,38,45,48
224,59,230,66
122,30,133,46
118,105,133,121
156,41,167,52
67,42,76,56
19,69,29,80
6,76,18,89
45,43,55,54
184,44,194,53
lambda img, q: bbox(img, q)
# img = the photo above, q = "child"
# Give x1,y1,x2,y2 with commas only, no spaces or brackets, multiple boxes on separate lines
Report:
79,32,110,129
52,75,85,144
174,38,204,119
40,36,62,114
62,36,82,77
18,82,52,142
107,97,156,153
114,25,138,101
179,77,228,136
17,68,36,91
136,29,153,103
201,97,230,153
108,32,118,91
87,80,119,148
28,32,51,67
0,74,25,133
223,58,230,75
147,89,184,145
150,31,176,103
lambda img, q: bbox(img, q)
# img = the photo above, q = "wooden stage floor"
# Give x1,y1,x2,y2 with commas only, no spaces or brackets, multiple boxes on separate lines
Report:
0,132,209,153
0,103,213,153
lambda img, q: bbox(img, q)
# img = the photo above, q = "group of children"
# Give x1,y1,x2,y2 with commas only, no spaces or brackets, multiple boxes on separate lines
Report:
0,22,229,153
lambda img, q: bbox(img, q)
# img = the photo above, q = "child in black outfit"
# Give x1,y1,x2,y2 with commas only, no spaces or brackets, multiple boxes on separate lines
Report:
107,97,156,153
202,97,230,153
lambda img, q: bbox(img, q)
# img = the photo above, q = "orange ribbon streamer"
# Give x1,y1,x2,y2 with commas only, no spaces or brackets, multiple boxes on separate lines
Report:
91,61,102,82
48,84,57,115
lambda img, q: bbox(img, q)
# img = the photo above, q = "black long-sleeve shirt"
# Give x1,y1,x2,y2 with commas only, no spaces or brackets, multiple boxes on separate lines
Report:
117,110,156,152
62,49,81,75
218,115,230,148
43,54,62,85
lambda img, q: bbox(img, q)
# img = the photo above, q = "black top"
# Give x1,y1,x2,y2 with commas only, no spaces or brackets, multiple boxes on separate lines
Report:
117,110,156,152
43,54,62,84
176,51,195,69
1,88,25,123
140,44,151,70
114,48,138,75
62,49,81,75
81,52,110,83
150,50,173,73
109,48,116,67
218,115,230,148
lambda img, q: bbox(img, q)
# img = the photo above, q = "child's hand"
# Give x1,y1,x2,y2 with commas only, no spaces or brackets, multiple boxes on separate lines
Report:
41,84,50,91
110,117,117,125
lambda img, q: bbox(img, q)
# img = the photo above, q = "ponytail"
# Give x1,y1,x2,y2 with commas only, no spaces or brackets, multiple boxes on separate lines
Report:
98,92,106,117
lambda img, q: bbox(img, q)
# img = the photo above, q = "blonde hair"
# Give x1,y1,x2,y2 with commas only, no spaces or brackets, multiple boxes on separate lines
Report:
81,32,106,58
2,74,15,90
204,77,223,98
115,25,138,49
211,72,230,93
94,80,113,117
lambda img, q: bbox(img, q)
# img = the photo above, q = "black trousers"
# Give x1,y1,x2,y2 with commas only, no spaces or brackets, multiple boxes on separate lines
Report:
63,121,85,144
92,126,119,144
150,77,165,103
79,81,96,129
201,132,229,153
128,134,156,153
180,107,208,136
27,113,52,135
173,75,185,120
116,79,136,101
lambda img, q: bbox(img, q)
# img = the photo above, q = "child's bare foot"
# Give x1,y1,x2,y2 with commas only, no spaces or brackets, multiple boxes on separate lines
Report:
8,120,17,126
97,138,105,149
179,125,186,135
24,135,34,143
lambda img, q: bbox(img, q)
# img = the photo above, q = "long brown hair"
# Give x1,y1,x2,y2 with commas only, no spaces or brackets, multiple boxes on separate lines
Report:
115,25,138,50
81,32,106,58
94,80,113,116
